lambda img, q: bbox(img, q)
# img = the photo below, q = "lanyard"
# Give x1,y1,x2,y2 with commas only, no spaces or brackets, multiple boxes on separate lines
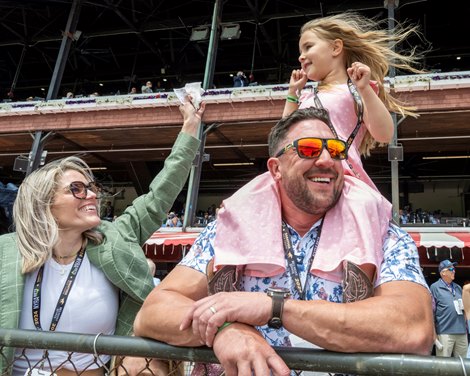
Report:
441,278,455,297
32,247,85,331
281,221,323,300
312,78,364,149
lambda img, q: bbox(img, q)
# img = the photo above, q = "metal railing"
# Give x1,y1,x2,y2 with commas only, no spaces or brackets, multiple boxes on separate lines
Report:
1,328,469,376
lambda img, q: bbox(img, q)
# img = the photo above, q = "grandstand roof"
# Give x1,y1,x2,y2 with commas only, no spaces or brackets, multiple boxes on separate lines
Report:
0,0,467,99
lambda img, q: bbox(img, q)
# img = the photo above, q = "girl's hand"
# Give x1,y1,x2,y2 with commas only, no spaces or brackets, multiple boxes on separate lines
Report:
347,62,371,91
288,69,308,95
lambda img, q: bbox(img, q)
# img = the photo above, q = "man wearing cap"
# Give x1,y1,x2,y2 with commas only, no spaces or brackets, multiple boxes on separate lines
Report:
430,260,467,357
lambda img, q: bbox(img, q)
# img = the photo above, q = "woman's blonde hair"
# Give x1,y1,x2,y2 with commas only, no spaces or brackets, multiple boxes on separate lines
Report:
13,156,103,273
301,12,425,154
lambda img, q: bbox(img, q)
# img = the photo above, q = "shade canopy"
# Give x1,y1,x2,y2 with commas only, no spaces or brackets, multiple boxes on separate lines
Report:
142,227,470,265
143,228,201,263
405,228,470,249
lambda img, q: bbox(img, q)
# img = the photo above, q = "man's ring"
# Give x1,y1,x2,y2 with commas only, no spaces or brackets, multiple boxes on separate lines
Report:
209,306,217,314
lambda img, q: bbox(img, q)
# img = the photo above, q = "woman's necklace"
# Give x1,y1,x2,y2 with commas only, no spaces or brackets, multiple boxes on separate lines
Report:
53,251,80,260
52,246,82,275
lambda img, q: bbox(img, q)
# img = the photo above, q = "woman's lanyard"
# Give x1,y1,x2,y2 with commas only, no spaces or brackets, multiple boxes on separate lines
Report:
32,248,86,331
281,221,324,300
312,78,364,149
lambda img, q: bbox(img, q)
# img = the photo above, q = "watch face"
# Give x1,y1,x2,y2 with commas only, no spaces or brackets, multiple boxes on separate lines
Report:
268,317,282,329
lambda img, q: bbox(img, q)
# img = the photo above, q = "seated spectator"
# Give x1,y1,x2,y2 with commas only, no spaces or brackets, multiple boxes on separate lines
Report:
233,71,248,87
248,73,258,86
129,87,138,94
165,212,182,227
141,81,153,93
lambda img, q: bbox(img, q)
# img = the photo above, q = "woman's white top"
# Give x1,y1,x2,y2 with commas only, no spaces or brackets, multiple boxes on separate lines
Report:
13,252,119,375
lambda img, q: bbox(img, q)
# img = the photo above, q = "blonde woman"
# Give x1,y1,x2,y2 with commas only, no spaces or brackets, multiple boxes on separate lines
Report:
0,99,204,376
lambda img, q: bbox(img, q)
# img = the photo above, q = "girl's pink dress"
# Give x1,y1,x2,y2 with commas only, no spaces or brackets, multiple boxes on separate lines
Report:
213,84,391,283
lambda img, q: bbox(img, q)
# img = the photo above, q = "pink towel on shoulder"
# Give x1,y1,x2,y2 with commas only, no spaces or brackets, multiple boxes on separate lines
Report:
213,172,391,283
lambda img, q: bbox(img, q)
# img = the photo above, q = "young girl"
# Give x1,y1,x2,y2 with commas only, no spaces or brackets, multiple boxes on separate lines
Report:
284,12,422,188
212,13,423,286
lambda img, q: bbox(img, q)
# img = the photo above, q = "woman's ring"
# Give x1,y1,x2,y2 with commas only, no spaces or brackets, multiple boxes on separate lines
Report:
209,306,217,314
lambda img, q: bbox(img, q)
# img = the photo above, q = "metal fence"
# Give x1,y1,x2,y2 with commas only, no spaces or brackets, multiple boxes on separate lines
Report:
1,328,470,376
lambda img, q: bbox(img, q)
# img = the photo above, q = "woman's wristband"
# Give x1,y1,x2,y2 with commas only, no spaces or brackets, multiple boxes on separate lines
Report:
286,94,299,104
217,322,232,334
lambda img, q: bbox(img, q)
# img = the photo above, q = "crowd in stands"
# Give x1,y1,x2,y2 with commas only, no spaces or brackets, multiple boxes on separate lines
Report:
1,71,261,103
400,206,443,224
400,205,469,226
162,204,219,228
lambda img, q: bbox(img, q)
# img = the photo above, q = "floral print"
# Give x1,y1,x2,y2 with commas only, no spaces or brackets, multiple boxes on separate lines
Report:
180,220,427,347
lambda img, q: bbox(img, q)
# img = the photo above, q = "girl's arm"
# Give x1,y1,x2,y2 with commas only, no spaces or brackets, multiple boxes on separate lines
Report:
348,62,394,143
282,69,308,117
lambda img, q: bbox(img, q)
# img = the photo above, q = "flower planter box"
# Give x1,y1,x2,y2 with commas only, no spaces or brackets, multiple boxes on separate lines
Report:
231,88,270,102
394,80,430,92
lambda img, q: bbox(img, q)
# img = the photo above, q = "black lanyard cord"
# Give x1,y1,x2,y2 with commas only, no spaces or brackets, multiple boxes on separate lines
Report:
32,247,86,331
281,221,323,300
313,78,364,149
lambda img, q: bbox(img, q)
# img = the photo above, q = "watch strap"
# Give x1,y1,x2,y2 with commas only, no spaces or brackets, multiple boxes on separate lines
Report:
271,291,284,322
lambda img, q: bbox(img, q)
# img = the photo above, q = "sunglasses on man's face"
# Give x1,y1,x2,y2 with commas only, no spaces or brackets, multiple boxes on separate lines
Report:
447,267,455,272
275,137,348,160
66,181,104,200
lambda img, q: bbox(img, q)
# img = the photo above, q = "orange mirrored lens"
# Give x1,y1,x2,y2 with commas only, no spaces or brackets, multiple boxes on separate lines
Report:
297,138,323,158
326,139,347,159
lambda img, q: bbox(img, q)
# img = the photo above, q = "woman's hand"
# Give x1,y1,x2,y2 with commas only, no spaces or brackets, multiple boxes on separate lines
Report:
180,95,206,137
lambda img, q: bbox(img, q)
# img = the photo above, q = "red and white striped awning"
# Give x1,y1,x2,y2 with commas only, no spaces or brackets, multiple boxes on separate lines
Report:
143,228,201,263
141,227,470,264
405,228,470,249
145,230,200,247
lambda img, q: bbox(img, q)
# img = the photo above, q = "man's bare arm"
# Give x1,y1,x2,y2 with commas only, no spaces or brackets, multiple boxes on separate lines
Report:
283,281,434,355
134,265,209,346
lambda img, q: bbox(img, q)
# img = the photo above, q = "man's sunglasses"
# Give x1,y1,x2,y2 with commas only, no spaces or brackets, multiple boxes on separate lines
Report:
275,137,348,160
66,181,105,200
447,267,455,272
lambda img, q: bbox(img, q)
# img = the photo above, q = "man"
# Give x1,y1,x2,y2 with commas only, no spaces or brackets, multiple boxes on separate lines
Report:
233,71,248,87
141,80,153,93
430,260,467,357
134,108,433,375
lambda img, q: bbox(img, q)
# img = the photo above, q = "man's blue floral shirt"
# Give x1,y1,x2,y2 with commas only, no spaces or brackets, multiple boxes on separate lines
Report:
180,220,428,347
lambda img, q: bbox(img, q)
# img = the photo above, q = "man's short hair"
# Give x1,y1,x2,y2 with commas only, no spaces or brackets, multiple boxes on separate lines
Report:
268,107,332,157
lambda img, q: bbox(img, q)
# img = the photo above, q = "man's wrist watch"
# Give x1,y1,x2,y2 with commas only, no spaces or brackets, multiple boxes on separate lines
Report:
266,287,291,329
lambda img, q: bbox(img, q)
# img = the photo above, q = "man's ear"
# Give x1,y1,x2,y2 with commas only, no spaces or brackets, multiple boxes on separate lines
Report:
267,157,282,181
332,39,343,57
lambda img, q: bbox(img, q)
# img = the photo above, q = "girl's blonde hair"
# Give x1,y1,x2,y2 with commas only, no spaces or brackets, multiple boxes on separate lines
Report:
13,156,103,274
301,12,425,155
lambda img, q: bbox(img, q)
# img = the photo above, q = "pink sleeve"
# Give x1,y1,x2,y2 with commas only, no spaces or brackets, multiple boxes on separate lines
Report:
369,80,379,95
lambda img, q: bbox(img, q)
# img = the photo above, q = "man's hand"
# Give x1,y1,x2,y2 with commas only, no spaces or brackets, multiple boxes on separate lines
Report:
180,291,272,347
213,323,290,376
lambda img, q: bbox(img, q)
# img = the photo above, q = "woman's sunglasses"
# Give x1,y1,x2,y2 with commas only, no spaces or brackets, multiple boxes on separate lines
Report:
66,181,105,200
275,137,348,160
